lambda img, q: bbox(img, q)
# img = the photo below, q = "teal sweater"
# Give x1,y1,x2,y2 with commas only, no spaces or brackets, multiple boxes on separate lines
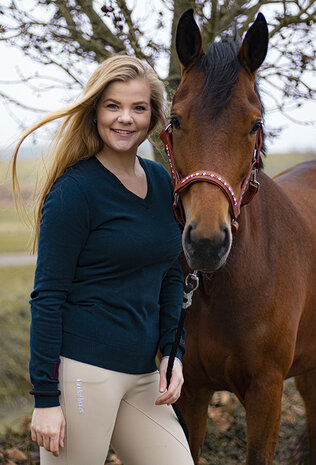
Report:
30,156,185,408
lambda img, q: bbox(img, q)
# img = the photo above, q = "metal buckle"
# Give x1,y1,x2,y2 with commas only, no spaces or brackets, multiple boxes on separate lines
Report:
174,193,179,207
251,169,260,192
166,122,173,133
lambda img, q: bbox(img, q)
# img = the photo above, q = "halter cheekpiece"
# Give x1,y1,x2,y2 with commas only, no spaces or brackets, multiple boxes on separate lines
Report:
160,121,263,231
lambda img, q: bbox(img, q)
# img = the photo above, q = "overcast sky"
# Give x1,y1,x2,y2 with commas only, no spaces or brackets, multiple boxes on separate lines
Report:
0,1,315,155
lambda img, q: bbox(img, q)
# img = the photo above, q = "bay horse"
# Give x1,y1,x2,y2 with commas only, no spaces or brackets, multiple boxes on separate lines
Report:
161,10,316,465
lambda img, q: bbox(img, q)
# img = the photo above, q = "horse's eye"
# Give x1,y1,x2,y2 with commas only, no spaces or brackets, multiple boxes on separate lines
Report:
171,115,181,130
250,121,262,135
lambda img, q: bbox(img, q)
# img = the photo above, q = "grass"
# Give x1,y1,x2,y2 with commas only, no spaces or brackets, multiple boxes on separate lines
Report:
0,266,35,409
0,231,33,254
0,207,34,255
0,158,41,252
263,151,315,178
0,157,43,187
0,427,39,464
0,427,121,465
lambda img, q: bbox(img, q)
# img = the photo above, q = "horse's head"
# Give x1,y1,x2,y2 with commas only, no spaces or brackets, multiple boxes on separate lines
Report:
167,10,268,272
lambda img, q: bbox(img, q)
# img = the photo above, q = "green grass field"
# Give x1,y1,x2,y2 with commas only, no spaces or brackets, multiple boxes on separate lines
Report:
0,207,33,253
262,151,315,178
0,265,34,402
0,157,39,253
0,157,43,187
0,265,35,432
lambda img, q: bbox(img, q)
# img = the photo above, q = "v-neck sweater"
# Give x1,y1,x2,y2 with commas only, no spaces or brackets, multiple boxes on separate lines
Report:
29,156,185,408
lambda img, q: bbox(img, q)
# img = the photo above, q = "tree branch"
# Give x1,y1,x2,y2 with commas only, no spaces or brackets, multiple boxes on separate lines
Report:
0,90,49,113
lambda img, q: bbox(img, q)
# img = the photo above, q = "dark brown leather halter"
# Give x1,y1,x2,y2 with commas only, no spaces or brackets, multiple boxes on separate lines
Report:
160,122,264,231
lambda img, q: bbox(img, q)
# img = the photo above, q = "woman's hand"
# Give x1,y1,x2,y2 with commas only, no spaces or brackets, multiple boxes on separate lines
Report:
155,357,184,406
31,406,65,457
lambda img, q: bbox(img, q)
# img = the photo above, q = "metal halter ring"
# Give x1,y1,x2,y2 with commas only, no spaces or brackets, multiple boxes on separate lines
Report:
185,271,199,292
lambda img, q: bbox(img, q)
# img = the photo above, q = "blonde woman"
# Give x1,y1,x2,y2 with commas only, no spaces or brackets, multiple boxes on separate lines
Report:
13,56,194,465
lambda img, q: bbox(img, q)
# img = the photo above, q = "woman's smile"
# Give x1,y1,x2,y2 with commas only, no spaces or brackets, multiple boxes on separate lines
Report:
111,128,136,135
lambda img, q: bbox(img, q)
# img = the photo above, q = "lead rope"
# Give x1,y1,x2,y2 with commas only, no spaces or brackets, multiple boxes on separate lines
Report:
165,271,199,442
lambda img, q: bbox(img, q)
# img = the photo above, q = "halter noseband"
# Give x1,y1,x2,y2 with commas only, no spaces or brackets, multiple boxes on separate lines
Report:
160,122,263,231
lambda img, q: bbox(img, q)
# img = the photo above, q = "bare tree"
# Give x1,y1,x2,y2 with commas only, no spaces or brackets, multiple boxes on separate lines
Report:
0,0,315,134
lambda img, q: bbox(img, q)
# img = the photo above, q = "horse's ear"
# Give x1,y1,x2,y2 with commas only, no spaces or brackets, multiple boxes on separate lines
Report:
238,13,268,74
176,9,204,69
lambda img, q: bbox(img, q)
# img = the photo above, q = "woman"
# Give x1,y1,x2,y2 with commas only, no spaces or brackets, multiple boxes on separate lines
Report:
12,56,194,465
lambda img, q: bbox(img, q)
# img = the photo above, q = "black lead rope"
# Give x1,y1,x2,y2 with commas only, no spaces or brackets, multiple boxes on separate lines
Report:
165,271,199,442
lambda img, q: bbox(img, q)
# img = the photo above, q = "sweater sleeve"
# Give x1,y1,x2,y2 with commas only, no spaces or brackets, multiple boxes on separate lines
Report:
159,257,186,361
29,175,90,408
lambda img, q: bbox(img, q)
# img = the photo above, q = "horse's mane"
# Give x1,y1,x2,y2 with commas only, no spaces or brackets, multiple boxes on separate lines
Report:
198,37,241,118
198,36,266,164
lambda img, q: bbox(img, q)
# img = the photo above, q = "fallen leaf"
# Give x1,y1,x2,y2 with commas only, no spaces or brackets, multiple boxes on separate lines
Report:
208,405,234,432
219,391,231,405
5,448,27,460
105,453,122,464
20,416,31,432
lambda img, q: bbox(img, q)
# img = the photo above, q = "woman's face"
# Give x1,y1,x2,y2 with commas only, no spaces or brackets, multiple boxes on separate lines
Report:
96,79,151,156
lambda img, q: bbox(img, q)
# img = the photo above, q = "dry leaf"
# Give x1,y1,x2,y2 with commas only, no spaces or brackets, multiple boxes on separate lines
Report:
208,405,234,432
219,391,231,405
105,453,122,464
5,447,27,460
19,416,31,432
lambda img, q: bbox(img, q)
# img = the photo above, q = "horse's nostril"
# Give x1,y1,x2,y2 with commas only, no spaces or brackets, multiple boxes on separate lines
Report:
185,222,196,246
214,224,231,258
221,224,230,246
186,224,193,246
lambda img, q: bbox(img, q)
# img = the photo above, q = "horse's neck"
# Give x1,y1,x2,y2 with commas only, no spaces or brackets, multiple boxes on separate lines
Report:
235,169,295,245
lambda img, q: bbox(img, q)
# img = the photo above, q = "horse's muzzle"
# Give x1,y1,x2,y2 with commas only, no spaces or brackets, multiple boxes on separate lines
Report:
183,222,232,272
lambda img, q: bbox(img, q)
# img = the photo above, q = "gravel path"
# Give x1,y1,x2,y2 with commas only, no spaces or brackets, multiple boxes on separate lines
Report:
0,253,37,267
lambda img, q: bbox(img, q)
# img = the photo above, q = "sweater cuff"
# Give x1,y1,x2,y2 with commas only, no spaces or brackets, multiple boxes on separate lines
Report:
34,394,61,408
30,387,61,408
161,355,183,368
161,342,186,361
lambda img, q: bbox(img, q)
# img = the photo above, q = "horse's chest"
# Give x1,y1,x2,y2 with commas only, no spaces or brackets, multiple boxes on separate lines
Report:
185,295,268,387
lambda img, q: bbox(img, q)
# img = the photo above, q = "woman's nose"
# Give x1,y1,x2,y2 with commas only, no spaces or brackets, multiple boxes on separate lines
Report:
117,110,133,124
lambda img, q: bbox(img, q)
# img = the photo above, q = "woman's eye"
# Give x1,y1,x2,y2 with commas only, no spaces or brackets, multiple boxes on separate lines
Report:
135,105,146,112
250,121,262,135
171,115,181,130
106,103,118,109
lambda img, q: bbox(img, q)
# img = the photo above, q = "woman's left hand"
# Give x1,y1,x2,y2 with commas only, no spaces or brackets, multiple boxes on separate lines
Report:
155,357,184,406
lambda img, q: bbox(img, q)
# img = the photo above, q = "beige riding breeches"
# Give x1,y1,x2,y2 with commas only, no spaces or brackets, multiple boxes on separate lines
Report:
40,356,194,465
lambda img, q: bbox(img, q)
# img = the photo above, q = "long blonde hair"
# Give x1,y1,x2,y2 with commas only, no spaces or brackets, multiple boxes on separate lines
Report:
12,56,166,250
